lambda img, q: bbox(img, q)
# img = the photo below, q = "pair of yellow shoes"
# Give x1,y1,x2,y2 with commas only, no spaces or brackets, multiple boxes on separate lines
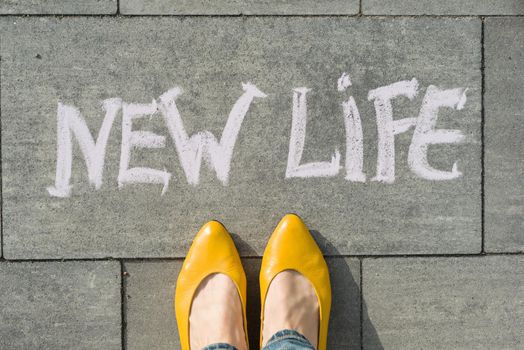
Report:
174,214,331,350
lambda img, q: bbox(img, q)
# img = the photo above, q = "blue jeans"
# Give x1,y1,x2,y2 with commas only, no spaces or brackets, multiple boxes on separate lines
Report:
202,329,315,350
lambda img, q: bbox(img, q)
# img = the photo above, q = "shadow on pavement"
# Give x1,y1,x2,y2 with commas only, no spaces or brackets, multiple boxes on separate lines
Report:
229,229,383,350
311,230,384,350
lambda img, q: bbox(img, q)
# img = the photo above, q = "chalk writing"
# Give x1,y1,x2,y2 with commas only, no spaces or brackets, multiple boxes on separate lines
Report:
48,76,468,197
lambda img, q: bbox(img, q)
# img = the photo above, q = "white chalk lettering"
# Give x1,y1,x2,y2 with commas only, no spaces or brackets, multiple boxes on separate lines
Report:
338,72,366,182
408,86,467,180
47,98,122,197
343,96,366,182
158,83,266,186
337,72,352,91
368,78,419,183
286,88,341,178
118,101,171,195
47,77,471,197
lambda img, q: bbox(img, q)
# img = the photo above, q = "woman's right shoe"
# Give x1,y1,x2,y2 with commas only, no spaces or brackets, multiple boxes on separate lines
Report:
259,214,332,350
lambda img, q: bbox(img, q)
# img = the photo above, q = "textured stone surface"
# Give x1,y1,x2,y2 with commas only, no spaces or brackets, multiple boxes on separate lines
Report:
120,0,358,15
362,256,524,349
124,258,360,349
1,17,481,258
0,0,117,14
485,18,524,253
0,261,121,349
363,0,524,15
124,261,180,350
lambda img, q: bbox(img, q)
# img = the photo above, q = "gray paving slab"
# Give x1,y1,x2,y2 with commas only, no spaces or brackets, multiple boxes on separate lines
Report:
124,257,360,349
362,0,524,15
120,0,358,15
485,18,524,253
362,256,524,349
1,17,481,258
0,0,117,14
0,260,121,350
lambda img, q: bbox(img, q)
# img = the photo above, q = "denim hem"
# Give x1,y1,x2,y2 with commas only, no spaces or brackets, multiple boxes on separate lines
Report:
201,343,238,350
263,329,315,350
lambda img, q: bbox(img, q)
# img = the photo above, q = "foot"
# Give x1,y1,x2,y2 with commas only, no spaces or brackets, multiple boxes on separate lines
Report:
262,270,319,348
189,273,247,350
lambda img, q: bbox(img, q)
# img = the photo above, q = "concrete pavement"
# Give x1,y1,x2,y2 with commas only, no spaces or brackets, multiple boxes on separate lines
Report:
0,1,522,349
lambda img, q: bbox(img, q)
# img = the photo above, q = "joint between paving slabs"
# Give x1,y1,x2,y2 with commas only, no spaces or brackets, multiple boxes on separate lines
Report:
480,16,486,254
0,51,3,260
120,259,127,350
1,252,523,263
359,258,364,350
0,13,523,18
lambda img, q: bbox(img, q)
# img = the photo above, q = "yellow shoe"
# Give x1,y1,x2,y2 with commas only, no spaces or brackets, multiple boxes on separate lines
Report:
259,214,331,350
174,221,249,350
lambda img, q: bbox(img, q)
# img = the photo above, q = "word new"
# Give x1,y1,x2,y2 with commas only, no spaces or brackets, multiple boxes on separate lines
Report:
47,76,468,198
